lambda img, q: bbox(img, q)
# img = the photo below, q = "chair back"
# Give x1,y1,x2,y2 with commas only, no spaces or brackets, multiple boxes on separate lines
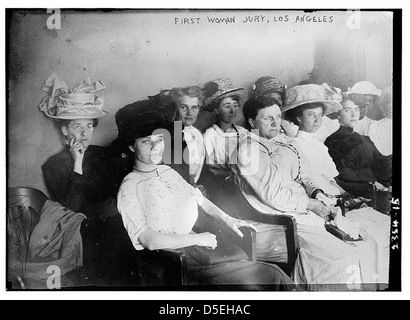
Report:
8,187,48,245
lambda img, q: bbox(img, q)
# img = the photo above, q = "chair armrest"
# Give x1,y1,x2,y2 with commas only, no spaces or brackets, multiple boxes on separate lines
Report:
193,210,257,262
136,248,187,287
227,226,256,261
250,211,299,277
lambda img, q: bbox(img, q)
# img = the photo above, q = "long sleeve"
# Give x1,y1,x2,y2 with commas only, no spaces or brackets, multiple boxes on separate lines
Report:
325,131,376,183
42,157,87,213
291,135,341,196
235,137,309,213
117,179,147,251
366,136,392,186
298,154,327,196
42,146,118,214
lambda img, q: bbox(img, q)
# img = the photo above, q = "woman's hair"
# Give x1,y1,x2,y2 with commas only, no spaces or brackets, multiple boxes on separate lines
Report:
169,86,204,106
284,103,325,126
55,118,99,129
347,93,375,107
207,94,241,112
243,95,281,130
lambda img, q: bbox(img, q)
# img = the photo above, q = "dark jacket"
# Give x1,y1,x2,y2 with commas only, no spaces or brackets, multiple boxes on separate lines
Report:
324,125,391,187
42,145,120,220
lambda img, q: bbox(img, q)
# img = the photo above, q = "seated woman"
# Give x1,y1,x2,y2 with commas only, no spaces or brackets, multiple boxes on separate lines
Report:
115,99,295,290
168,86,214,197
228,94,390,290
368,86,393,157
39,74,136,286
249,76,295,141
324,97,392,213
283,84,345,196
202,78,248,178
344,81,382,136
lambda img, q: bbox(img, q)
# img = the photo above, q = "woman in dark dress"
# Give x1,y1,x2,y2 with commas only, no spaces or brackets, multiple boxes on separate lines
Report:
39,74,136,286
324,97,392,213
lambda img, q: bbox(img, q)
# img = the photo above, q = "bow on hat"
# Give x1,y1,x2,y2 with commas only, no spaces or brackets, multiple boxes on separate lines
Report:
38,73,108,119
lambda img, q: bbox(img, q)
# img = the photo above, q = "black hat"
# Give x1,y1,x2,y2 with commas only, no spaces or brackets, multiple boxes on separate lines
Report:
109,98,175,156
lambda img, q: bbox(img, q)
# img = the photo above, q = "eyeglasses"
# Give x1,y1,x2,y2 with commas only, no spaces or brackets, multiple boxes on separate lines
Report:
69,124,95,132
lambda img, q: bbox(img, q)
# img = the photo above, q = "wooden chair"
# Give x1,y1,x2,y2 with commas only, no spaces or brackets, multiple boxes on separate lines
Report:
7,187,48,246
134,213,256,288
135,179,299,286
210,179,299,278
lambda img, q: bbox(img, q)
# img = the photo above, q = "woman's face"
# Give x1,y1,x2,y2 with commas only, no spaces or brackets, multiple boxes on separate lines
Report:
216,97,239,124
297,106,324,133
177,96,200,127
352,94,375,119
62,119,94,149
133,134,165,165
339,100,360,128
251,105,282,140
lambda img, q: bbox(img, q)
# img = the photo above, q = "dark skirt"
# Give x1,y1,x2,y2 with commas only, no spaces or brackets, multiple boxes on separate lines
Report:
183,248,296,291
81,214,138,287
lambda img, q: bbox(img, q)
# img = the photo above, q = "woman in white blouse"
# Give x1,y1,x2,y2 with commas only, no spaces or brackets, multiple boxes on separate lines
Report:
115,99,295,290
202,78,248,177
284,84,346,196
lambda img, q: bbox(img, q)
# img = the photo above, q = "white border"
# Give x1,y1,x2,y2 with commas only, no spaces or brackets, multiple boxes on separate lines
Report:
1,0,408,301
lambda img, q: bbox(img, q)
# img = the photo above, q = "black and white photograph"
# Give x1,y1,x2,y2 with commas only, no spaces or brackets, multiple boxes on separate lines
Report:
3,4,403,299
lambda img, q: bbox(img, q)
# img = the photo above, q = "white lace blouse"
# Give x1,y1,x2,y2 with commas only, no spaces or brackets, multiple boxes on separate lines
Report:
117,165,203,250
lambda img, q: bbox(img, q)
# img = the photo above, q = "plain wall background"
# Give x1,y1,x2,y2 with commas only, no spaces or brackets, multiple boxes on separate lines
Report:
7,10,393,196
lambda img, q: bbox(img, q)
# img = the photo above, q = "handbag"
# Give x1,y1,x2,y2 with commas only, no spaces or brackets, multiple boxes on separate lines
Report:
324,223,363,242
336,193,371,216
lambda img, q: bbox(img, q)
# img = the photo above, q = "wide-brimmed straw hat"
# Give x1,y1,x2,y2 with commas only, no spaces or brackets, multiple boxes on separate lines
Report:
38,73,108,120
345,81,382,97
283,83,343,115
202,78,244,111
249,76,286,100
